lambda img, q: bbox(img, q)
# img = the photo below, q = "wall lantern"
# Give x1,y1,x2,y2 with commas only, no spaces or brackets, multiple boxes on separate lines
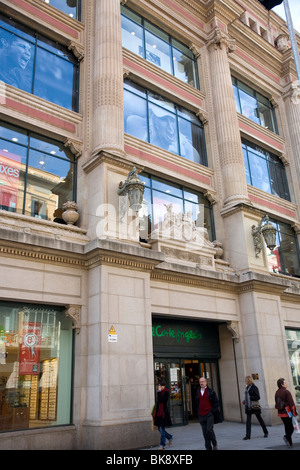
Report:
252,215,277,257
118,167,145,214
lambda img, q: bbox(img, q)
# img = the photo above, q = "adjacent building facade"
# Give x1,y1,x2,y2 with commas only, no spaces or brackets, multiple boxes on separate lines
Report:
0,0,300,450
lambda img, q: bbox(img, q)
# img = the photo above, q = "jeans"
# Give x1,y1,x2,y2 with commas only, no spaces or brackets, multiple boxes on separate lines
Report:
198,412,217,450
158,426,172,447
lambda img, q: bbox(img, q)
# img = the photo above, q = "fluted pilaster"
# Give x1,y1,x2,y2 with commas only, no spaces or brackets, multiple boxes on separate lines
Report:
284,81,300,209
207,28,250,208
93,0,124,156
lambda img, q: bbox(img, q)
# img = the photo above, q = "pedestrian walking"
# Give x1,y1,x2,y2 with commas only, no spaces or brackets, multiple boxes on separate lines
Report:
153,380,173,449
195,377,220,450
275,377,298,447
241,376,268,440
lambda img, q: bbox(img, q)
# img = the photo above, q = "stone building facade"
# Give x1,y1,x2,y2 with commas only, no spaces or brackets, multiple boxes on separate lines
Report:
0,0,300,450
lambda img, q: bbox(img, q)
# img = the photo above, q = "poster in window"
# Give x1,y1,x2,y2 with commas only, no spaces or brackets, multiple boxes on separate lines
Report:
19,322,42,375
0,150,21,211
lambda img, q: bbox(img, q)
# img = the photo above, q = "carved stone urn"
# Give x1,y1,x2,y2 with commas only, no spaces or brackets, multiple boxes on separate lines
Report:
62,201,79,225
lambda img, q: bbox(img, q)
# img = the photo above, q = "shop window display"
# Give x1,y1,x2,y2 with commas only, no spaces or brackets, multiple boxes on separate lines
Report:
0,15,79,111
0,303,73,432
0,122,76,223
286,329,300,404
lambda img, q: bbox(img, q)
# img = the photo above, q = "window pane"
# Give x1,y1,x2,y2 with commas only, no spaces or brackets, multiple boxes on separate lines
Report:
0,16,78,110
25,150,74,221
0,122,76,221
34,47,75,109
41,0,80,20
124,89,148,141
0,25,34,93
178,118,203,164
145,30,172,72
139,174,214,242
0,302,73,431
249,152,271,193
173,48,197,87
121,15,143,57
149,104,178,153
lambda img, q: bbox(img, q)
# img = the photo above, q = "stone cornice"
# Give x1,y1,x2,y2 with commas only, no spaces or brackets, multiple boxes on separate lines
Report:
1,228,300,298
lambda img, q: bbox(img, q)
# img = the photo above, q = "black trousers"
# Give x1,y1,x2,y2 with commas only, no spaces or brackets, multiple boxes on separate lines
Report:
198,412,217,450
281,417,294,445
246,412,268,437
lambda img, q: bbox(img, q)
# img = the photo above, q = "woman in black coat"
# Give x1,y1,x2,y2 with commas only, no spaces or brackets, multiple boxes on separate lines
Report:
153,380,172,449
241,376,268,440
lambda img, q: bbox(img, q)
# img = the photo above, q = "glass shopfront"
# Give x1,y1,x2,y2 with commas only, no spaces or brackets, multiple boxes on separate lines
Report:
286,329,300,404
153,317,222,425
0,302,73,432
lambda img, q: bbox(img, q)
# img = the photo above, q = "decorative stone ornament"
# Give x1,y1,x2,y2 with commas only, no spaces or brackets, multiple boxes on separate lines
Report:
62,201,79,225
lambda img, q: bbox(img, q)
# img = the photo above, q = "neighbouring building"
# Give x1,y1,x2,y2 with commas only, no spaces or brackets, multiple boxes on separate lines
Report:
0,0,300,450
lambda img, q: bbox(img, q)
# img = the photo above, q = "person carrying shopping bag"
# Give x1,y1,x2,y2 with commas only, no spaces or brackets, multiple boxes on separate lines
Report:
275,377,298,447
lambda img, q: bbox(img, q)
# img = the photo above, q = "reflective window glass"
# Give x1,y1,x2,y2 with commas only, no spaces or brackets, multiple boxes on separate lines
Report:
121,6,199,89
144,30,172,72
242,140,290,200
0,122,76,222
140,175,214,242
267,220,300,277
0,15,79,111
41,0,81,20
232,77,278,133
0,302,73,432
124,80,207,165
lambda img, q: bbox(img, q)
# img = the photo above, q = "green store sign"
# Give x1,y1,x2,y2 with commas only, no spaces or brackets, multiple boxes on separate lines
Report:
152,324,202,344
152,318,221,358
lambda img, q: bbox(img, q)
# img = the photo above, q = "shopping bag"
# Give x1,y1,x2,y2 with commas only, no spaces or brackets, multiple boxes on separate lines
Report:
292,416,300,434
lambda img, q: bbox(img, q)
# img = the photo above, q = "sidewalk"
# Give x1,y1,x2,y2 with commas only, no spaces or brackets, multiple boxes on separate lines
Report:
141,421,300,451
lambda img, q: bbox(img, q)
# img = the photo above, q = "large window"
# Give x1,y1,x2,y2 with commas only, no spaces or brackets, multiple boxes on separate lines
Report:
42,0,81,20
0,302,73,432
285,329,300,404
242,139,290,201
0,122,76,223
0,15,79,111
139,174,214,243
124,80,207,165
267,219,300,277
232,77,278,134
121,6,199,89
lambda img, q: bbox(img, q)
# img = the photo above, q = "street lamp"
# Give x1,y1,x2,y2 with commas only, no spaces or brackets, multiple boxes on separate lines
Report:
118,167,145,213
252,215,277,257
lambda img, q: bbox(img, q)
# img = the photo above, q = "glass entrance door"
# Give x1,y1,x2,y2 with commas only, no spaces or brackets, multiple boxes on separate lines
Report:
154,358,221,425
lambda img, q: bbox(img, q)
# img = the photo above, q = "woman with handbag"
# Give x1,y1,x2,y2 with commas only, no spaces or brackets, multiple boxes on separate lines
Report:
241,376,268,440
275,378,298,447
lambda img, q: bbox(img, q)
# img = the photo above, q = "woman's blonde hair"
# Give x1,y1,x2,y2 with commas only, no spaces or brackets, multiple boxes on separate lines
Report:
245,375,254,385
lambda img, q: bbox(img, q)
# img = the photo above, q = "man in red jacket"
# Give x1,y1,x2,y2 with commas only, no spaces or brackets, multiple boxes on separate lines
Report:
195,377,220,450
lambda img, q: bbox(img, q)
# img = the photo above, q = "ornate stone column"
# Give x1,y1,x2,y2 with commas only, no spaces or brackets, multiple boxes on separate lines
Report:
283,80,300,211
207,28,250,208
92,0,125,157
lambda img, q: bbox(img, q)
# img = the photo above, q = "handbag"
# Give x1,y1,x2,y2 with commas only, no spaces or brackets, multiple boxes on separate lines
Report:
250,400,261,411
292,416,300,434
